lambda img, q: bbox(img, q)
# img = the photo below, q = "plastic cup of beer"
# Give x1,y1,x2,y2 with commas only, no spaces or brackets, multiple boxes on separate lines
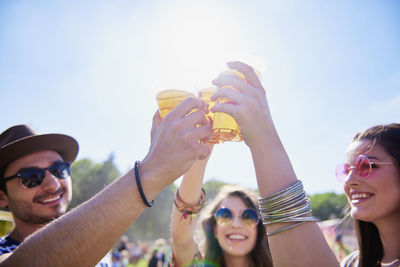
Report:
212,69,245,142
198,86,221,144
156,89,196,119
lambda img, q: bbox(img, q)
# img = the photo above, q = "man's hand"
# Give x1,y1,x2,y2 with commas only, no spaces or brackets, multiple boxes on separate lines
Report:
141,97,212,188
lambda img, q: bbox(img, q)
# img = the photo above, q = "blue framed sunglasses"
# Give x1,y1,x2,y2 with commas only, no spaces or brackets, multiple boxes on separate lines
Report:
214,207,260,227
4,161,71,189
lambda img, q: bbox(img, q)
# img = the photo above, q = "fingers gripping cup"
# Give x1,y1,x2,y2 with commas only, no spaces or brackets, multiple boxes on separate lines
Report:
212,69,245,142
156,89,196,119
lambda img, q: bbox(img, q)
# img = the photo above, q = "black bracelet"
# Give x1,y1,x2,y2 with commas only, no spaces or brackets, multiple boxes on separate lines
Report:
134,161,154,207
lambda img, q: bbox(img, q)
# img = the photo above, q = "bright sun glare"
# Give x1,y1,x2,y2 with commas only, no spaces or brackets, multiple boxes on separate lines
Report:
153,3,265,91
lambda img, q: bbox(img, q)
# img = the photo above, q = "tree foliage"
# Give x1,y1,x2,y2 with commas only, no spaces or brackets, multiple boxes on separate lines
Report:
69,154,121,209
309,192,348,221
203,179,227,201
125,183,177,242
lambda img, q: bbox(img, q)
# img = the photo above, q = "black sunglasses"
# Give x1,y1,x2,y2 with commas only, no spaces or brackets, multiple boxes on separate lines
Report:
4,161,71,189
214,207,260,227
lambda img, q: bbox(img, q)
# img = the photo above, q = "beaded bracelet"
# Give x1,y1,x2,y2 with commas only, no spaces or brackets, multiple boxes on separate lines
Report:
174,188,206,222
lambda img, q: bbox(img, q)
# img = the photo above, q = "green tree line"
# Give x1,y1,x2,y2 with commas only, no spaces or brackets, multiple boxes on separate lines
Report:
69,157,348,241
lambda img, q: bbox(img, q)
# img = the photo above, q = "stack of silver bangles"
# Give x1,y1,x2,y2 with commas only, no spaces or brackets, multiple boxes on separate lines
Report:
258,180,316,236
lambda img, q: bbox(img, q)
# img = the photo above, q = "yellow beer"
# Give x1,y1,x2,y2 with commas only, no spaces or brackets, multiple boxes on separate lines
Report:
212,69,245,142
156,89,196,119
198,87,221,144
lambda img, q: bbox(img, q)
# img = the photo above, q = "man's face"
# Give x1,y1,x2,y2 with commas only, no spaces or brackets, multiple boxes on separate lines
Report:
2,150,72,225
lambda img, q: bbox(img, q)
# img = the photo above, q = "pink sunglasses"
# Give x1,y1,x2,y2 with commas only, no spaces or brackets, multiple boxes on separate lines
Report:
335,155,395,183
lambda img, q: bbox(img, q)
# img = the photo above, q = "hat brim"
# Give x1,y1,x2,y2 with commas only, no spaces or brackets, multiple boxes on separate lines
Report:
0,133,79,170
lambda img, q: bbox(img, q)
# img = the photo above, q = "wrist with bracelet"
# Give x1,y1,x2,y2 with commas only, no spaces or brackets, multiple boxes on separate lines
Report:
134,160,154,207
174,188,206,222
258,180,316,236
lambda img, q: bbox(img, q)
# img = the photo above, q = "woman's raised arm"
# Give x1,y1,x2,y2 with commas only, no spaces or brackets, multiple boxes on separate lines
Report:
211,61,339,267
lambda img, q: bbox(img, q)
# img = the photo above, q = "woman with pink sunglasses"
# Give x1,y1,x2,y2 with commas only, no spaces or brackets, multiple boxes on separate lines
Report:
335,124,400,267
206,61,399,266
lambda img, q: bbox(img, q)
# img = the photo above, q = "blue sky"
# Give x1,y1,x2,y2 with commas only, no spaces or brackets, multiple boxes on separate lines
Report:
1,0,399,194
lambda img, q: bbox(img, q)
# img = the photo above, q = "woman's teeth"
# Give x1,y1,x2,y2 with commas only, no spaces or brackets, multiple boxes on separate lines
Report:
228,234,246,240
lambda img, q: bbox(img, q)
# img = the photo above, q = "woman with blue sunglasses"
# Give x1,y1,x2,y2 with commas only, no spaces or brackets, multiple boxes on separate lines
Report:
170,158,272,267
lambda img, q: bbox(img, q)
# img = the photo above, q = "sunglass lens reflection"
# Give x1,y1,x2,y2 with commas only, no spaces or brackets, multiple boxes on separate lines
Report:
215,208,232,224
21,169,45,188
356,156,371,178
19,162,70,188
335,163,347,182
49,162,70,179
242,209,259,226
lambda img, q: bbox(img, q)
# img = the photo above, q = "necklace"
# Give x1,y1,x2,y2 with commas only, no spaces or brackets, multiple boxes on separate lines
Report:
380,258,400,267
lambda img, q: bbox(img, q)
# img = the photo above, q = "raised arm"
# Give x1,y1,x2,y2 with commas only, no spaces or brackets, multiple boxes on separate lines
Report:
1,97,211,267
170,156,210,267
211,61,339,267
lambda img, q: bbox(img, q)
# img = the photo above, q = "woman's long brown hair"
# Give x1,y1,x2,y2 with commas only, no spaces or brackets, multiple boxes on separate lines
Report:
351,123,400,267
200,184,273,267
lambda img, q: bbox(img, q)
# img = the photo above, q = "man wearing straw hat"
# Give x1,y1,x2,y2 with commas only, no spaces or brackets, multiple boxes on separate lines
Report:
0,98,211,266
